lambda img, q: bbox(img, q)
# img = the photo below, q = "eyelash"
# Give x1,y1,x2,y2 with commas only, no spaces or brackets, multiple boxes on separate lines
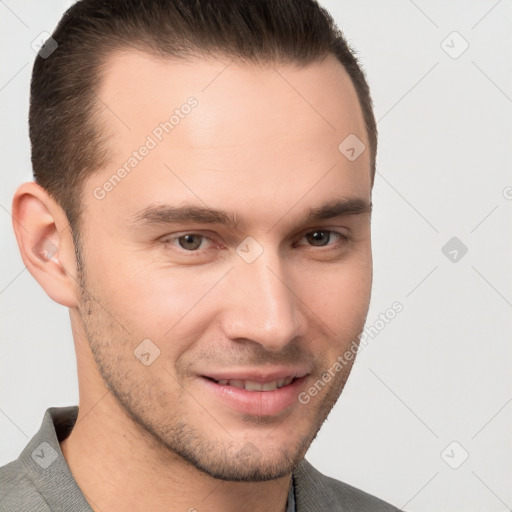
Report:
160,230,350,256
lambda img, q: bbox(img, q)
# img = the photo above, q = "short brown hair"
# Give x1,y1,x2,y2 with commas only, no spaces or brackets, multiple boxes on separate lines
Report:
30,0,377,230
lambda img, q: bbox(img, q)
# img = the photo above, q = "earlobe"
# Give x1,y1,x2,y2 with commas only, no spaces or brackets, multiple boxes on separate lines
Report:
11,181,80,308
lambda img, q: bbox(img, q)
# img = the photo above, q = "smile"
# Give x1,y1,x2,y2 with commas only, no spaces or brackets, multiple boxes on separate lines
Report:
198,369,310,416
210,376,295,391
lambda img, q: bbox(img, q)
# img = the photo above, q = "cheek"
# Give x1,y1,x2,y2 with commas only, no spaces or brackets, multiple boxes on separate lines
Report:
85,249,228,353
298,256,372,340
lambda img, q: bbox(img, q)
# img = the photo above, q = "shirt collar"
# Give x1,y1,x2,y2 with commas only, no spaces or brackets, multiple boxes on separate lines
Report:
16,406,93,511
286,473,296,511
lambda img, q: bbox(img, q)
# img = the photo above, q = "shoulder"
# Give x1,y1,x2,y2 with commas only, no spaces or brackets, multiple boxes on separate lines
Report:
0,406,85,512
0,459,51,512
293,459,402,512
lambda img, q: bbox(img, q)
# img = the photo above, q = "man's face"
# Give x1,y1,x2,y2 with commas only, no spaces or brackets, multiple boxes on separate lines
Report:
75,51,372,481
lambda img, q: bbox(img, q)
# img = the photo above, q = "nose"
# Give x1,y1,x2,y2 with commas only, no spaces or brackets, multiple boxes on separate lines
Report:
221,247,302,352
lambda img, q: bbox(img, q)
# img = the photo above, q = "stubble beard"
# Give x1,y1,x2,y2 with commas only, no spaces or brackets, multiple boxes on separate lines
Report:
73,236,358,482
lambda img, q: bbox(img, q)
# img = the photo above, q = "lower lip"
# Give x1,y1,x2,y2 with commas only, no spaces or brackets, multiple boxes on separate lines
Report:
199,376,307,416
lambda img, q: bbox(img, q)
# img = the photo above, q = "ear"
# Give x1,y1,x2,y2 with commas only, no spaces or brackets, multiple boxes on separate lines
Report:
11,181,80,308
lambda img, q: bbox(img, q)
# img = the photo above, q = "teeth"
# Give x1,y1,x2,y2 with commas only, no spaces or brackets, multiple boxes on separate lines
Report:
243,380,264,391
260,381,278,391
215,377,294,391
283,376,293,386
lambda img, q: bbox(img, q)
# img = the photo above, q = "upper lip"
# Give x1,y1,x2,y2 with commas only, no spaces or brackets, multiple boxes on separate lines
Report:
201,367,310,383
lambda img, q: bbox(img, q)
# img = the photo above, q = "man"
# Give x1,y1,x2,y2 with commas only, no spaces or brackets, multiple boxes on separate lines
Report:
0,0,401,510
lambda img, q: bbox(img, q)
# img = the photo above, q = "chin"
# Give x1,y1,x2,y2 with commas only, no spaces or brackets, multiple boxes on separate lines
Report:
192,454,299,482
164,433,308,482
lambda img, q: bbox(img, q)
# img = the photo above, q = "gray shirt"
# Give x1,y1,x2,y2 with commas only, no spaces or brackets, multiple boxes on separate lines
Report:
0,406,401,511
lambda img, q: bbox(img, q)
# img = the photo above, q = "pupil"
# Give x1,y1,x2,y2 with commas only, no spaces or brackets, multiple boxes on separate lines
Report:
180,234,201,250
309,231,328,246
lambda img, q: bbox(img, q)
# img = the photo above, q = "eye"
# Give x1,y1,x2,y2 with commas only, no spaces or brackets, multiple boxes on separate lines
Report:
161,233,217,254
295,230,348,248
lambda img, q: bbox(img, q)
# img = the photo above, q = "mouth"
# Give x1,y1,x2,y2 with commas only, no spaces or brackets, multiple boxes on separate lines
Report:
198,370,309,416
203,375,295,391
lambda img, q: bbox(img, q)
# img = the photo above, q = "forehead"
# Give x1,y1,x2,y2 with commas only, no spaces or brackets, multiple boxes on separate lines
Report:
97,49,367,144
85,50,371,227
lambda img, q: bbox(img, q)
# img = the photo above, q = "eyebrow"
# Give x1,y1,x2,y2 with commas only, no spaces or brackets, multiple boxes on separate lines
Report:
131,196,372,230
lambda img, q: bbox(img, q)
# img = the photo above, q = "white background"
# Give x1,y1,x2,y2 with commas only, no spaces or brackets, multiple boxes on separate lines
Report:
1,1,511,510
